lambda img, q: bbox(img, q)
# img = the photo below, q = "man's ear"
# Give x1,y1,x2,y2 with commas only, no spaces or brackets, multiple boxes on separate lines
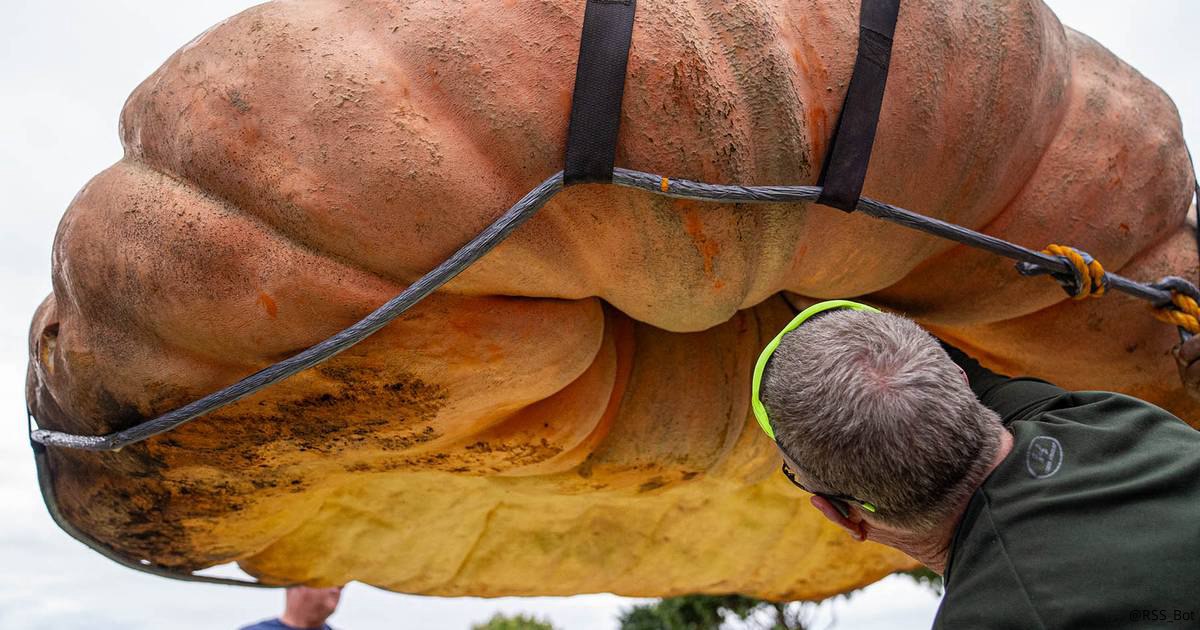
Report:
811,496,865,541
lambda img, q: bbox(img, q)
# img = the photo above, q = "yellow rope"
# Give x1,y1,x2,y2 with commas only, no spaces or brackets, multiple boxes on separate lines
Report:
660,176,670,193
1041,244,1198,335
1043,244,1107,299
1153,291,1200,334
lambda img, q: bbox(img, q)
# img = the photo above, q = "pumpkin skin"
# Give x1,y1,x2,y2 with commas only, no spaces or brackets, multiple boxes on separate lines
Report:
25,0,1197,598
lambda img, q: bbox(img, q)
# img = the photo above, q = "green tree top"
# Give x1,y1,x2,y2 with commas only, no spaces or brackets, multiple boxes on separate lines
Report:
470,612,557,630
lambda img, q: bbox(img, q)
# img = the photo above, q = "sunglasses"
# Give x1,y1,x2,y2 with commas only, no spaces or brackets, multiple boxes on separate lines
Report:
781,462,877,518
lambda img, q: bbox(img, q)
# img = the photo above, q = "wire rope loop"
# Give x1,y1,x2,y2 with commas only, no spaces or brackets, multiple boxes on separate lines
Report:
27,172,1199,453
1040,244,1108,300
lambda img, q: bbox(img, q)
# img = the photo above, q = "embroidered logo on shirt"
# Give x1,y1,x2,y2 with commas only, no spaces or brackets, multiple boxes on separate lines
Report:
1026,436,1063,479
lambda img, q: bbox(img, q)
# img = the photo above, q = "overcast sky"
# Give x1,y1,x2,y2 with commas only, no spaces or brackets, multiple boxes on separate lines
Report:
1,1,1196,628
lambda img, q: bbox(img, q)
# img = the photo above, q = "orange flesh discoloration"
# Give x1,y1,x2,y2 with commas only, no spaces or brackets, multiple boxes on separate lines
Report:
257,292,278,319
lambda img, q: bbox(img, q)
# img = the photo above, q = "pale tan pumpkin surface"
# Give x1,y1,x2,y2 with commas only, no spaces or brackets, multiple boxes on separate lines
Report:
26,0,1197,597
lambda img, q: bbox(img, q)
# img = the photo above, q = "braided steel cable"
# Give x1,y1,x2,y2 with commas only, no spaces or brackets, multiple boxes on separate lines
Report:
616,169,1179,305
30,173,563,450
27,166,1200,587
30,167,1199,451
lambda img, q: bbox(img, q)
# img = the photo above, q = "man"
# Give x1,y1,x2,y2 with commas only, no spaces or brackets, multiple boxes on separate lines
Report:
753,300,1200,628
239,586,343,630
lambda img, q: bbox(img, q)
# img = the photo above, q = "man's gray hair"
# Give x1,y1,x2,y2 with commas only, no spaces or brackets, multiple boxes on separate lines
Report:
761,309,1002,531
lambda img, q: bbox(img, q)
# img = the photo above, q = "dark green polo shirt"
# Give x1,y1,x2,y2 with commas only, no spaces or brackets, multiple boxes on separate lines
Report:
933,345,1200,629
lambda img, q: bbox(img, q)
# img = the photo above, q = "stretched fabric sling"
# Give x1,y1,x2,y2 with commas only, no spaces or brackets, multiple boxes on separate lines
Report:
817,0,902,212
563,0,638,186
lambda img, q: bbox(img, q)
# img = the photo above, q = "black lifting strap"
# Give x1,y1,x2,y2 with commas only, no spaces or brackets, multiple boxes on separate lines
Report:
563,0,637,186
817,0,902,212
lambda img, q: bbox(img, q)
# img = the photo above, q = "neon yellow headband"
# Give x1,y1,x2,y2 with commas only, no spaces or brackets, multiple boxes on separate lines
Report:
750,299,881,440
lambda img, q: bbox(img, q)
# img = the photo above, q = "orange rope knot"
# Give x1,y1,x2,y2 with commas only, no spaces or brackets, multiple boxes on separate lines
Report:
1153,291,1200,335
1043,244,1108,299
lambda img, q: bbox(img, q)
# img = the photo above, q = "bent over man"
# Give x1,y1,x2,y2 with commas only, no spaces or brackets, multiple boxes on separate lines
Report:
753,300,1200,629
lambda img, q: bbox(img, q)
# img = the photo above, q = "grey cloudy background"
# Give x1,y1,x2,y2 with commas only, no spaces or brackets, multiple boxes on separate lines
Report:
1,1,1196,628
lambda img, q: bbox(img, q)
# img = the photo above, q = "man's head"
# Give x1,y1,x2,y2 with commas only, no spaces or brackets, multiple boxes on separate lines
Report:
760,308,1003,533
283,586,342,628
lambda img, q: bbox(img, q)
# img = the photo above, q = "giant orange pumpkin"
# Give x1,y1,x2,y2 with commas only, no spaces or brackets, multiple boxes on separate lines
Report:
26,0,1197,598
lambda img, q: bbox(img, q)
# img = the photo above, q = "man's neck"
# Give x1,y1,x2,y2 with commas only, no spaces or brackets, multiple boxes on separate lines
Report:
279,613,325,630
866,429,1014,574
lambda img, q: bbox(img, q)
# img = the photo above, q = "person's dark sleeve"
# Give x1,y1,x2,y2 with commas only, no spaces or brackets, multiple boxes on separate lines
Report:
938,341,1011,400
937,339,1068,425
